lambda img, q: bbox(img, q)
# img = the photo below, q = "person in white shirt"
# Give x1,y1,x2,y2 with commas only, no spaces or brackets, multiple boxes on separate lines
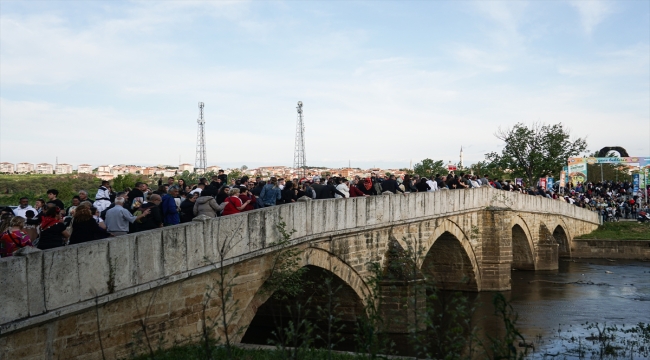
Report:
470,176,481,188
335,179,351,198
426,178,438,192
93,181,112,213
189,183,205,196
13,197,37,219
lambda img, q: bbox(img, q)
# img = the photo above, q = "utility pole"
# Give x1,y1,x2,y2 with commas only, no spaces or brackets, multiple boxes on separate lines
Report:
293,101,306,179
600,163,604,182
195,102,207,174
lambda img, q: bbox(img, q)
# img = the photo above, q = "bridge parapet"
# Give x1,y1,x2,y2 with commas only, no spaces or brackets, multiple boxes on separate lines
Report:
0,187,598,333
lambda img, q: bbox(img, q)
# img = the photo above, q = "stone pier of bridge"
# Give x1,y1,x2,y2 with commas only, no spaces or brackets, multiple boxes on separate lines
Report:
0,188,599,360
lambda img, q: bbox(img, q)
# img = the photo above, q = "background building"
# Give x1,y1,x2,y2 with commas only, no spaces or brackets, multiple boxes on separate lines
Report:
36,163,54,174
15,163,34,174
0,162,15,174
179,163,194,173
55,163,73,174
77,164,93,174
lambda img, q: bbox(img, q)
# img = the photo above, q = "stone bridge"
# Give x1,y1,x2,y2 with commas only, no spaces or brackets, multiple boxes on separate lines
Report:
0,188,599,359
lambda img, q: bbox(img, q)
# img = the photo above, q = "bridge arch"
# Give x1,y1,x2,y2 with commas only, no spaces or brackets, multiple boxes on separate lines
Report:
418,220,482,291
552,224,571,257
235,247,369,343
511,215,535,270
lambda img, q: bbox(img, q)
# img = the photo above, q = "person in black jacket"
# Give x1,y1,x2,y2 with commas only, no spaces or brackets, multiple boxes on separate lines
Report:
312,179,346,199
381,175,406,195
216,185,230,204
217,170,228,185
180,193,198,223
251,181,265,196
133,195,163,232
69,204,109,244
415,178,431,192
126,182,147,212
281,182,297,204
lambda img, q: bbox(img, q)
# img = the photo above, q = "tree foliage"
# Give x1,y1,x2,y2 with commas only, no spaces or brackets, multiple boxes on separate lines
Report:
413,159,448,179
112,174,149,192
485,122,587,186
0,174,100,206
227,170,243,184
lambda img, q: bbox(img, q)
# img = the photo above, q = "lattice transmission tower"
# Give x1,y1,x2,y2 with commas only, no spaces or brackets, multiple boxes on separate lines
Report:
195,102,207,174
293,101,306,179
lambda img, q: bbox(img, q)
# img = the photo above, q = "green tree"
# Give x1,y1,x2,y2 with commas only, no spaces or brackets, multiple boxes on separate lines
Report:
113,174,148,192
468,161,511,181
485,122,587,186
227,169,242,184
413,159,448,179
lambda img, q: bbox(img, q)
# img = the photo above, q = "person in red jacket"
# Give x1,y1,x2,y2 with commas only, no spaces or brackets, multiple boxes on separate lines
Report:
349,178,369,197
222,188,251,216
238,186,256,211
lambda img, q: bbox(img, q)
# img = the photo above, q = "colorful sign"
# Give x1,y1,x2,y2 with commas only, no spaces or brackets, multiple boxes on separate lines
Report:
546,177,554,191
559,171,566,188
567,156,650,185
639,173,646,191
568,157,644,165
568,162,587,185
515,178,523,187
633,174,640,194
539,177,547,189
447,165,457,171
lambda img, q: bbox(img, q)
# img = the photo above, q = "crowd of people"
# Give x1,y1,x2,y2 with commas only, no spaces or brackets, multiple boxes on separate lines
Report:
1,169,648,257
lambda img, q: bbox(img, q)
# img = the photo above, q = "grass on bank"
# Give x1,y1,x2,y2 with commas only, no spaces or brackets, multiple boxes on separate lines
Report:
574,221,650,240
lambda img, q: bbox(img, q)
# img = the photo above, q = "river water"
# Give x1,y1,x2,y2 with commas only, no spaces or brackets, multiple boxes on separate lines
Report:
243,259,650,358
470,259,650,359
369,259,650,358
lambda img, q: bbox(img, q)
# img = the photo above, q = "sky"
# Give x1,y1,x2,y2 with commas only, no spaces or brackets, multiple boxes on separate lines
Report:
1,0,649,169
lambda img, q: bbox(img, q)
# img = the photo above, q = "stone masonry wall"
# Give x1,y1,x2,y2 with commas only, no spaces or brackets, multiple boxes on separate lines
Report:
0,188,600,360
572,239,650,260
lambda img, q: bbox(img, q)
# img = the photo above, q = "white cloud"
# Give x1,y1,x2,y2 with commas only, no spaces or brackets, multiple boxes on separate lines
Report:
570,0,613,35
0,2,648,168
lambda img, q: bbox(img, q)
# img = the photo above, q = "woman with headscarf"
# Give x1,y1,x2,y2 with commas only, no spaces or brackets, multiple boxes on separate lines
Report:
359,177,377,196
37,206,69,250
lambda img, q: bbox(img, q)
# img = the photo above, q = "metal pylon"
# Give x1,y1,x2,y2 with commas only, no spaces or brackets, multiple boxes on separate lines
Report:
293,101,306,178
195,102,206,174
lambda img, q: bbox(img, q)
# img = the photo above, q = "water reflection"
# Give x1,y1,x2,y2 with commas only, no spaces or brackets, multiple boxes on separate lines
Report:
242,259,650,358
375,259,650,358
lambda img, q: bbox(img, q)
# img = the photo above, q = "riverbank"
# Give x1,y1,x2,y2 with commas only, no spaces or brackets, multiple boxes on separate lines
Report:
574,221,650,240
572,239,650,259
